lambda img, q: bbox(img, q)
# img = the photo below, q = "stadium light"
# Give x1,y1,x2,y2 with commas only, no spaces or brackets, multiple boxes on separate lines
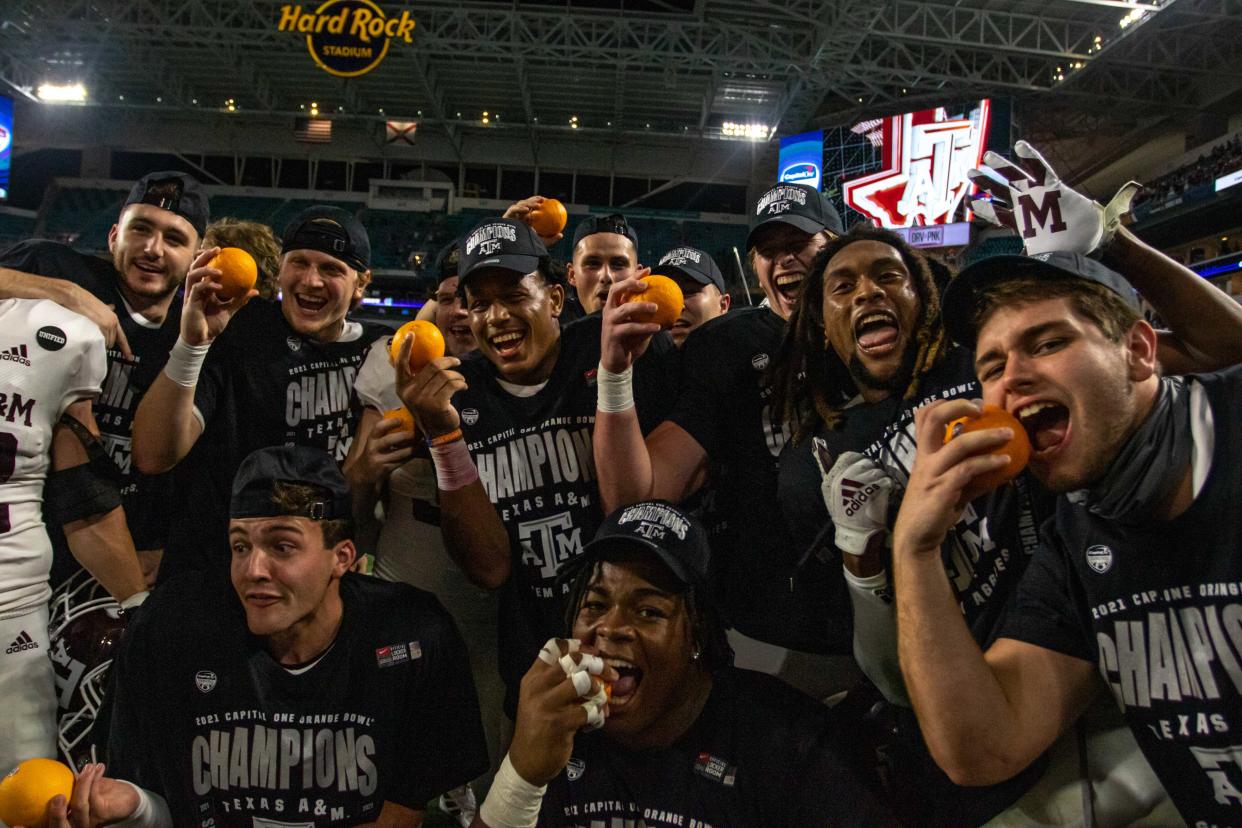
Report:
37,82,87,103
722,121,769,140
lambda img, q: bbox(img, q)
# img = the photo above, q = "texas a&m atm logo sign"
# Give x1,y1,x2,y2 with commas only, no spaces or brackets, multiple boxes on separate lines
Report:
844,100,991,228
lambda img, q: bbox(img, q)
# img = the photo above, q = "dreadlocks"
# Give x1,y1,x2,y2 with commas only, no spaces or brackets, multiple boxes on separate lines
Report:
769,224,949,443
562,551,733,671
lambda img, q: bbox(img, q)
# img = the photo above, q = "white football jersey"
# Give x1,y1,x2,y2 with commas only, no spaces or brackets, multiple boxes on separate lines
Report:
0,298,105,616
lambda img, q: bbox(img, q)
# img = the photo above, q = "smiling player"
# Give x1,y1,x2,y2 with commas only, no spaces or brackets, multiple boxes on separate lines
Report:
132,206,388,580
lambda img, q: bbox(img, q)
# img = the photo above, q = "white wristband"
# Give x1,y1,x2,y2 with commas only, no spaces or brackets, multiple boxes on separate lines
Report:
479,754,546,828
120,590,150,611
162,336,210,388
112,782,174,828
430,438,479,491
596,363,634,413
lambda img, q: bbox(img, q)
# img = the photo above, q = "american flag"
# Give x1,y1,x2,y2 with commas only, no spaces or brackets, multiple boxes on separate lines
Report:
294,117,332,144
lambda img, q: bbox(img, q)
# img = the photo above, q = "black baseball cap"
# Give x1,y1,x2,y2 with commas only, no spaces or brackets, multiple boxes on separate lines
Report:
563,501,711,592
657,246,725,293
571,213,640,252
282,206,370,272
746,182,843,249
459,218,548,284
230,445,351,522
433,240,460,284
942,251,1141,347
123,171,210,238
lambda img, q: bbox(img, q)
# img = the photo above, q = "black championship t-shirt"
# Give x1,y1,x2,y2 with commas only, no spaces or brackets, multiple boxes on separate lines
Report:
1000,366,1242,826
668,307,848,653
539,667,893,827
160,300,387,580
454,314,675,698
105,572,488,826
779,346,1050,647
0,239,180,552
778,346,1054,823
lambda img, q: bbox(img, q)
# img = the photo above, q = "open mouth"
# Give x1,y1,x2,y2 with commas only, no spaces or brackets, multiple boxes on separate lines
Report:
294,293,327,313
774,272,803,303
134,260,165,276
602,657,643,709
489,329,526,358
1016,401,1071,455
853,310,900,354
448,324,472,339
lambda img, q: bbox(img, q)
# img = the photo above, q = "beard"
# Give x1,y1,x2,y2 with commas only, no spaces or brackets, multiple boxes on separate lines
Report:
847,343,918,399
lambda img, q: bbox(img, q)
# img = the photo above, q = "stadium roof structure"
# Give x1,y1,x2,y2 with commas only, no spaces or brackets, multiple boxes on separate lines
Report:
1,0,1239,170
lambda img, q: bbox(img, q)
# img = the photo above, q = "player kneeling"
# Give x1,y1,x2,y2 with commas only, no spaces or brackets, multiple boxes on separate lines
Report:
477,501,893,827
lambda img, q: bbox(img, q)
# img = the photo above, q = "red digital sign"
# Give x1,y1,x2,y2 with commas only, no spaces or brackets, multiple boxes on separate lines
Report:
843,100,991,229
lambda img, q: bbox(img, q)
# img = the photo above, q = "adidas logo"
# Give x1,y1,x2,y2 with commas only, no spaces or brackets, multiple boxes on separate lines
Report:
840,478,864,507
0,344,30,366
6,630,38,653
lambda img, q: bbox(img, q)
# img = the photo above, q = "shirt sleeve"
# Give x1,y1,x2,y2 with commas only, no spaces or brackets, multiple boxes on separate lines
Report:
996,529,1095,662
354,336,400,411
101,600,168,799
0,239,105,295
388,600,489,806
665,327,725,456
191,334,231,429
58,311,108,418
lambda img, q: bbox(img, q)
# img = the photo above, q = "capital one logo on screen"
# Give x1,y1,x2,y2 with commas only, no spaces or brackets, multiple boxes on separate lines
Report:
843,100,991,228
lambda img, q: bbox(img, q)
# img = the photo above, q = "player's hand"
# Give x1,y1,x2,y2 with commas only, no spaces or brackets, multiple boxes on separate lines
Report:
503,195,564,247
968,140,1139,257
179,246,258,346
393,336,466,438
892,399,1013,558
816,445,894,557
600,276,661,373
61,283,132,360
510,638,619,787
32,763,139,828
348,415,417,492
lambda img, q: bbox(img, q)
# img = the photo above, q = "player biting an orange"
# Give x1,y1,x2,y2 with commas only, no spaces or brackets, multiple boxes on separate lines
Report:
478,501,891,826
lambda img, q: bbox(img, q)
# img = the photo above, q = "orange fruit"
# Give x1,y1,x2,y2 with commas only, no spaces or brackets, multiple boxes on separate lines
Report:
622,275,684,330
382,406,416,435
528,198,568,238
388,320,446,373
944,405,1031,500
0,757,75,828
207,247,258,302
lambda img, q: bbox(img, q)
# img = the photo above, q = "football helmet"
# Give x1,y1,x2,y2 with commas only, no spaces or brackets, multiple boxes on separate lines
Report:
47,570,129,770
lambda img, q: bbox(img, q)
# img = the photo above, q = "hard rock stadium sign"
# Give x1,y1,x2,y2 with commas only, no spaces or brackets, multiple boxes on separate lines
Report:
278,1,416,78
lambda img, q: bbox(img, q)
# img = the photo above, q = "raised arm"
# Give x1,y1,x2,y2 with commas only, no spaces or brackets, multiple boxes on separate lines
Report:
396,341,510,590
1102,226,1242,374
892,398,1097,785
51,400,147,604
342,406,416,556
0,266,132,358
594,276,708,514
132,247,254,474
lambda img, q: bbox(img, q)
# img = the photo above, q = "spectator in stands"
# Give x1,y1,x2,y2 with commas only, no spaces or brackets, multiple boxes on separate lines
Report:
132,206,388,583
48,445,487,827
0,171,208,586
475,500,894,827
655,245,731,347
203,217,282,300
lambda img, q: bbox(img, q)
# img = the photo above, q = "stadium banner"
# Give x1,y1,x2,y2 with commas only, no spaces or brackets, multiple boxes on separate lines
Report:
778,131,824,191
0,95,10,201
278,1,415,77
843,99,991,229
